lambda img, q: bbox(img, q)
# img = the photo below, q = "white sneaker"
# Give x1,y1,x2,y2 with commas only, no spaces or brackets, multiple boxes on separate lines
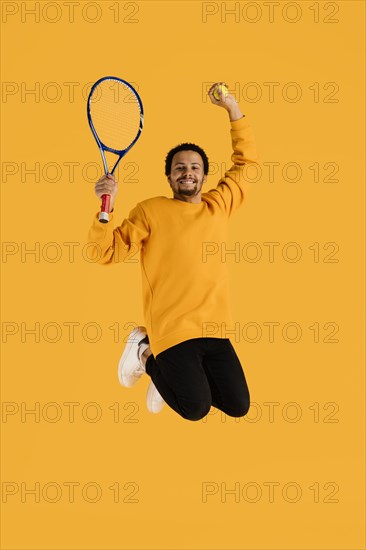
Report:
146,380,165,413
118,326,150,388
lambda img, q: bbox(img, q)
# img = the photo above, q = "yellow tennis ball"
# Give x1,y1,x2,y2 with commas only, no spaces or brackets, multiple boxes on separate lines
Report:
213,84,228,101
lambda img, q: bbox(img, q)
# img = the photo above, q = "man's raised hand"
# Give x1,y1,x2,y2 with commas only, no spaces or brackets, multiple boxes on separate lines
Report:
95,174,118,212
208,82,243,121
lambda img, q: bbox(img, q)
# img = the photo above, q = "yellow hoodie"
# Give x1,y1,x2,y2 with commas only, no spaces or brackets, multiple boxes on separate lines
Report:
87,115,259,357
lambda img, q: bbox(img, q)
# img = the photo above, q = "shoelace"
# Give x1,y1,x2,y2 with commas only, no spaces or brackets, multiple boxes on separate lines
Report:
134,360,146,376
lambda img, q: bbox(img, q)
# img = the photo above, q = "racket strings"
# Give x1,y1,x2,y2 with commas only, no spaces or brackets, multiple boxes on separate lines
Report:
89,80,141,151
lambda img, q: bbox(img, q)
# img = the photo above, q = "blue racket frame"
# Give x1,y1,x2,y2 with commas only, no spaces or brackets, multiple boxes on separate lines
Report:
87,76,144,176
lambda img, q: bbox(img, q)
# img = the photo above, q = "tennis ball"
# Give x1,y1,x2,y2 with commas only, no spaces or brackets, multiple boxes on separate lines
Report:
213,84,229,101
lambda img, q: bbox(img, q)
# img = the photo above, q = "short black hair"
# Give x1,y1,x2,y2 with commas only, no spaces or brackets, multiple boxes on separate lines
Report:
165,143,209,176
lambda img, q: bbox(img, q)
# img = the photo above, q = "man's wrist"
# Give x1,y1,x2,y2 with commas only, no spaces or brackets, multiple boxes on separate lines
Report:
228,107,244,121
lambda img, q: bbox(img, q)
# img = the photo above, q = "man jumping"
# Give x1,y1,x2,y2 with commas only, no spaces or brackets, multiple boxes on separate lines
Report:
88,82,260,421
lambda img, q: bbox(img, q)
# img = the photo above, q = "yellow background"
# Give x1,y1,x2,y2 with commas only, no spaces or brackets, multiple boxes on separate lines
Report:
1,1,365,548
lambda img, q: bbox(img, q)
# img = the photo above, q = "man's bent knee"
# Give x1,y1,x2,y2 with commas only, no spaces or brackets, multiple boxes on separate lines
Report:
223,397,250,418
180,401,212,421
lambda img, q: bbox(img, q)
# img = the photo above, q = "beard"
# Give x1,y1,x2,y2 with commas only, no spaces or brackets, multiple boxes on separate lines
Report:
179,186,198,196
177,180,202,196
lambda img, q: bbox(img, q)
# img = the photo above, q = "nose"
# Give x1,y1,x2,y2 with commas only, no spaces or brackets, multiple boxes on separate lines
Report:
183,167,193,177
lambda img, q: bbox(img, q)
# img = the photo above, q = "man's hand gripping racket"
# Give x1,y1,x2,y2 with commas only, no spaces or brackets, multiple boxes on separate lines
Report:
87,76,144,223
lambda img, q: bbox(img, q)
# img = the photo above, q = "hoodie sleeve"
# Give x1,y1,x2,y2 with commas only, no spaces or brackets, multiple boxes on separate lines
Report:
205,115,260,217
87,203,150,265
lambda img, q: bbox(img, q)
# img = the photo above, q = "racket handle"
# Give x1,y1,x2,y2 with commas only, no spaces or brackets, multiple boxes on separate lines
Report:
99,194,110,223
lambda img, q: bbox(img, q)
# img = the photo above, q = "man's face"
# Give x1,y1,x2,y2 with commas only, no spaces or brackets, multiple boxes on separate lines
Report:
168,150,207,201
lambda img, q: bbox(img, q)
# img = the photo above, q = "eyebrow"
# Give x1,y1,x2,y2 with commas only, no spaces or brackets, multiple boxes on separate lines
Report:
174,161,201,166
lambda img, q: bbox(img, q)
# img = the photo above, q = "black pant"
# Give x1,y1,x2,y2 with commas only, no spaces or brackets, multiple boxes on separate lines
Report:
145,337,250,421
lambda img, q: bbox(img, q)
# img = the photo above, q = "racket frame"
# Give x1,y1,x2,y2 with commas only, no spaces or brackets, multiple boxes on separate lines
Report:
87,76,144,223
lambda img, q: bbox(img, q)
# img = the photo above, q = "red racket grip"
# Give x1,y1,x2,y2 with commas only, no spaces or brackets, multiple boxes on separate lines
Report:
99,194,110,224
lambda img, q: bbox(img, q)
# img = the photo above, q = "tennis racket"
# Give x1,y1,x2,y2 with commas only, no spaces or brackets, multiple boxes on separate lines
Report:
87,76,144,223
